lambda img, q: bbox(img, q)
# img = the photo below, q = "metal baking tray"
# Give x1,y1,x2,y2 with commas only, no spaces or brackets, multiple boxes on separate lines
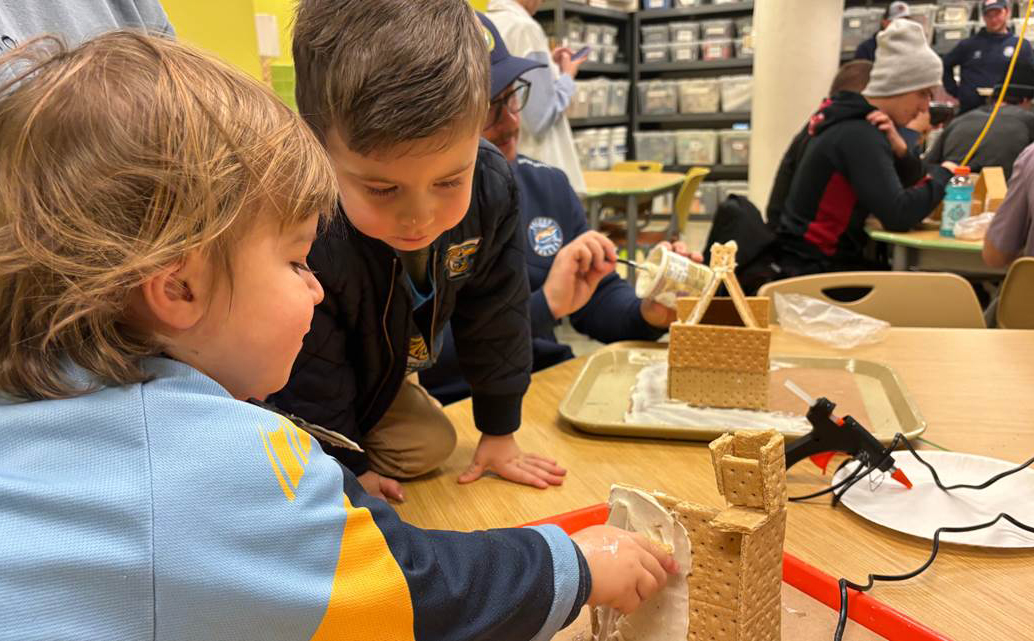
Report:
558,341,926,444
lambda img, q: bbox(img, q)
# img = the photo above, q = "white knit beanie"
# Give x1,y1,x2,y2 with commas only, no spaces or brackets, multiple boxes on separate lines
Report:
862,19,943,98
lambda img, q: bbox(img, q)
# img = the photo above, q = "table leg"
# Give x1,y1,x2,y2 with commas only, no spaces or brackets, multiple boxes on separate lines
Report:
626,193,638,286
891,245,908,271
588,198,601,230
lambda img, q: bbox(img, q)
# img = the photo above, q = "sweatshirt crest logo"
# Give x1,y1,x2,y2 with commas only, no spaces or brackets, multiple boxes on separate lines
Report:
444,237,481,279
528,217,563,257
258,416,314,502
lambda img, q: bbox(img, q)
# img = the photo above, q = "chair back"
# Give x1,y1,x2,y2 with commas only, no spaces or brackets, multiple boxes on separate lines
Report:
757,271,986,328
613,161,662,173
997,257,1034,329
673,167,711,236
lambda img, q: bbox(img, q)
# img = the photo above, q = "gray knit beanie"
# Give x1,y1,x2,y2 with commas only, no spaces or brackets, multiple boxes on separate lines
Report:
862,19,943,98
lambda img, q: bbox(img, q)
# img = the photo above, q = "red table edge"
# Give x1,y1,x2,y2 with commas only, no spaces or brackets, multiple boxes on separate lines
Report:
524,504,952,641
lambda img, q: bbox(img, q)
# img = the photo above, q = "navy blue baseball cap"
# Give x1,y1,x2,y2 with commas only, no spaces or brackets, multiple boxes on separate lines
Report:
477,13,545,100
982,0,1008,13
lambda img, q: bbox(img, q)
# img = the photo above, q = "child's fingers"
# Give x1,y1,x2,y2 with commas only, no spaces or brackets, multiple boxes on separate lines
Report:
500,462,550,489
457,461,486,484
523,454,567,476
630,532,679,575
517,459,565,485
381,478,405,502
634,565,662,602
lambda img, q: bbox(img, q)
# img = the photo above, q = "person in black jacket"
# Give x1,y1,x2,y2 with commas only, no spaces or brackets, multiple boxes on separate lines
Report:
942,0,1034,114
776,19,958,277
272,0,566,501
854,1,912,62
420,14,699,404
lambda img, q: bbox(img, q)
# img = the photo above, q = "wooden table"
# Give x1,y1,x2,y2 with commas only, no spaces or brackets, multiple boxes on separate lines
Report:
397,328,1034,641
867,226,1002,276
582,170,685,285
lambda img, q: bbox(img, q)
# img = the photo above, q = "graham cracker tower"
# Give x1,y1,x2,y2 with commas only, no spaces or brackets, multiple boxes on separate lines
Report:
652,430,787,641
667,241,771,410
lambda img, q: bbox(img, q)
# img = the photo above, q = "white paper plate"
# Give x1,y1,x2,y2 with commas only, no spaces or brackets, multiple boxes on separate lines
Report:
832,451,1034,548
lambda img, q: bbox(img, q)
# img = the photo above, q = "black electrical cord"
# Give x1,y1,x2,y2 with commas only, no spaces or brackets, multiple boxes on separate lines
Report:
829,436,1034,641
789,457,873,502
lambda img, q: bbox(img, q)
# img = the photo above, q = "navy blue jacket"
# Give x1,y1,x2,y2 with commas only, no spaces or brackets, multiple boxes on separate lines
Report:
943,28,1034,113
273,140,532,474
421,155,662,404
854,34,878,61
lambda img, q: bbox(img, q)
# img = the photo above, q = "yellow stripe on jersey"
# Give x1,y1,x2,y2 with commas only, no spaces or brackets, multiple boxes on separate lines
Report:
310,493,415,641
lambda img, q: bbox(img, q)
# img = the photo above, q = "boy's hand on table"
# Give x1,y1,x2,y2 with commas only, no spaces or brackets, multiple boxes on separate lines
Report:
639,241,704,329
357,470,405,502
544,231,617,319
458,433,567,489
571,525,680,614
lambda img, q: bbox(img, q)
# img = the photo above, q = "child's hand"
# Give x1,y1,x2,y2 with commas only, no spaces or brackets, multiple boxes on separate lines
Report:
571,525,680,614
357,470,405,502
543,231,617,319
639,241,704,329
866,109,908,158
458,434,566,489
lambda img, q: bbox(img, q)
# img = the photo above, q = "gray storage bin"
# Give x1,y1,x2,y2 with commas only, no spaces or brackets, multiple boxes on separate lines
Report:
934,22,973,54
701,39,733,61
670,40,700,62
608,80,630,116
585,24,603,45
641,0,671,8
717,180,749,202
695,182,718,217
589,128,613,170
567,81,592,119
669,21,700,42
937,2,973,23
633,131,676,166
588,80,610,117
719,129,751,165
565,18,585,43
638,80,678,115
700,19,735,39
599,24,619,46
676,130,718,165
600,44,619,64
572,130,593,169
842,8,875,52
910,4,938,42
736,17,753,37
735,37,754,58
673,0,704,5
640,42,670,64
677,78,720,113
719,75,752,112
641,24,670,45
609,127,628,167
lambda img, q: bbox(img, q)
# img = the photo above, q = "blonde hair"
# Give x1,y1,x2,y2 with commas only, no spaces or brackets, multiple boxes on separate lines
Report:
0,32,338,401
292,0,490,153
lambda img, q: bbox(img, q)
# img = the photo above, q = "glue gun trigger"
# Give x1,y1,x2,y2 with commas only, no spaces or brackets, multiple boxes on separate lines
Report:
810,451,836,474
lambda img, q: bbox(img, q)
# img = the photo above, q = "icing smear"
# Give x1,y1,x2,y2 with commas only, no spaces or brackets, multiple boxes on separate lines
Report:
592,485,691,641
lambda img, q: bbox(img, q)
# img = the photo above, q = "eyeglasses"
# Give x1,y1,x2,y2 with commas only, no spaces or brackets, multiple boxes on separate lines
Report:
486,79,530,129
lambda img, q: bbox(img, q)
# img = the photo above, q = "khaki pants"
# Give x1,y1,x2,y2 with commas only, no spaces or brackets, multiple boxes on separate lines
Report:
365,374,457,479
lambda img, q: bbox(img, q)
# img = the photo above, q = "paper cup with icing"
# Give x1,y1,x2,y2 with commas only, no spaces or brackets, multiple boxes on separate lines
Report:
634,245,713,309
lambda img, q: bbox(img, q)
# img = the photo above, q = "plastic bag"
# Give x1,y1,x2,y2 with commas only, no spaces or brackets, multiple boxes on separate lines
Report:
953,212,995,241
773,293,889,349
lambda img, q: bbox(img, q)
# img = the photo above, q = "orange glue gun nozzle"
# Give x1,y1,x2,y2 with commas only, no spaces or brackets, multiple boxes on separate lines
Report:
891,468,913,489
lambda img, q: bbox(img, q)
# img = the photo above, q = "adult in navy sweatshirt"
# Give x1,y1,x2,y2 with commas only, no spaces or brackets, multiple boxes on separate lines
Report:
942,0,1034,114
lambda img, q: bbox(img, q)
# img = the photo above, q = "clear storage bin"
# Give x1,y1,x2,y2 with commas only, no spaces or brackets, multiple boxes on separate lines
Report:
735,36,754,58
676,130,718,165
670,40,699,62
599,24,619,46
937,2,973,24
640,42,670,64
610,127,628,167
719,129,751,165
717,180,749,202
589,129,612,170
1014,19,1034,45
633,131,676,166
600,44,619,64
585,24,603,45
934,23,973,54
696,182,718,217
587,44,603,63
573,130,594,169
641,24,670,45
677,78,720,114
736,17,753,37
673,0,704,5
589,80,610,117
567,81,592,119
910,4,938,42
701,39,733,61
842,8,875,52
565,19,585,43
608,80,630,116
641,0,671,8
638,80,678,115
669,21,700,42
700,19,735,39
719,75,753,112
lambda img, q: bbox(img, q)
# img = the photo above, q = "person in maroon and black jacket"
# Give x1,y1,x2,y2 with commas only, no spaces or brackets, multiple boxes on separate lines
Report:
776,19,958,277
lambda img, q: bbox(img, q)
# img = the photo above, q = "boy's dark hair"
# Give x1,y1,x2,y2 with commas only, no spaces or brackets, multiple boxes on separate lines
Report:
293,0,490,153
830,60,874,95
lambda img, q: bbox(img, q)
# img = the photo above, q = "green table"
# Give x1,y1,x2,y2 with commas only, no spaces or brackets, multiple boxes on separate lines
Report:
582,170,685,284
866,225,1004,275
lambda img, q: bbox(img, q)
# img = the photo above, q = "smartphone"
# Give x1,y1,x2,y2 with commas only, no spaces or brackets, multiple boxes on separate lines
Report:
572,45,591,61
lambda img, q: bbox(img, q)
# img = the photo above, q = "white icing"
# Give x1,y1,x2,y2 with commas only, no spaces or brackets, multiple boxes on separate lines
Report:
625,362,811,433
592,485,691,641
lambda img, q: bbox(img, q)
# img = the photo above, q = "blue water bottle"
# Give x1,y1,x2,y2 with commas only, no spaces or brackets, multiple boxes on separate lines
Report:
941,166,973,238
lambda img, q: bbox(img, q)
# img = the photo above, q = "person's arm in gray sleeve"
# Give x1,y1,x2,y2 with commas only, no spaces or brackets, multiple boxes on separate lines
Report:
984,148,1034,267
521,52,575,137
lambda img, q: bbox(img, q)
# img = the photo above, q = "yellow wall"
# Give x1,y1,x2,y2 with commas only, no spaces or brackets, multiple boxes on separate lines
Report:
470,0,488,9
162,0,264,79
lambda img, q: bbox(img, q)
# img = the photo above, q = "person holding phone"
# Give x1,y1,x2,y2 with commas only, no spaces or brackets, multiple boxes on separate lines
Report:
486,0,587,195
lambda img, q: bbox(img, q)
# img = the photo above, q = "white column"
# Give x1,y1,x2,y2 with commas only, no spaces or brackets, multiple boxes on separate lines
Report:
748,0,844,215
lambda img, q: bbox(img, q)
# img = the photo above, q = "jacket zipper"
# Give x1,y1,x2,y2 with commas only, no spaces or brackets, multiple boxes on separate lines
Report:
359,256,398,428
428,247,440,361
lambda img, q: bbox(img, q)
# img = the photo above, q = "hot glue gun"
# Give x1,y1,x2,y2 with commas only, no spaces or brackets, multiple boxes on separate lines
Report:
783,381,912,489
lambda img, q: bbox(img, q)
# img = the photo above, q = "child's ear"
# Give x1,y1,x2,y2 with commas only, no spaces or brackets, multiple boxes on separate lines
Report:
139,252,209,331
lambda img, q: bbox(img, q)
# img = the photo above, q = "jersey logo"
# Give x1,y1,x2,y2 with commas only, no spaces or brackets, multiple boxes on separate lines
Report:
1004,46,1016,57
406,334,432,372
258,415,314,502
444,237,481,279
482,25,495,52
974,50,983,60
528,217,563,257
